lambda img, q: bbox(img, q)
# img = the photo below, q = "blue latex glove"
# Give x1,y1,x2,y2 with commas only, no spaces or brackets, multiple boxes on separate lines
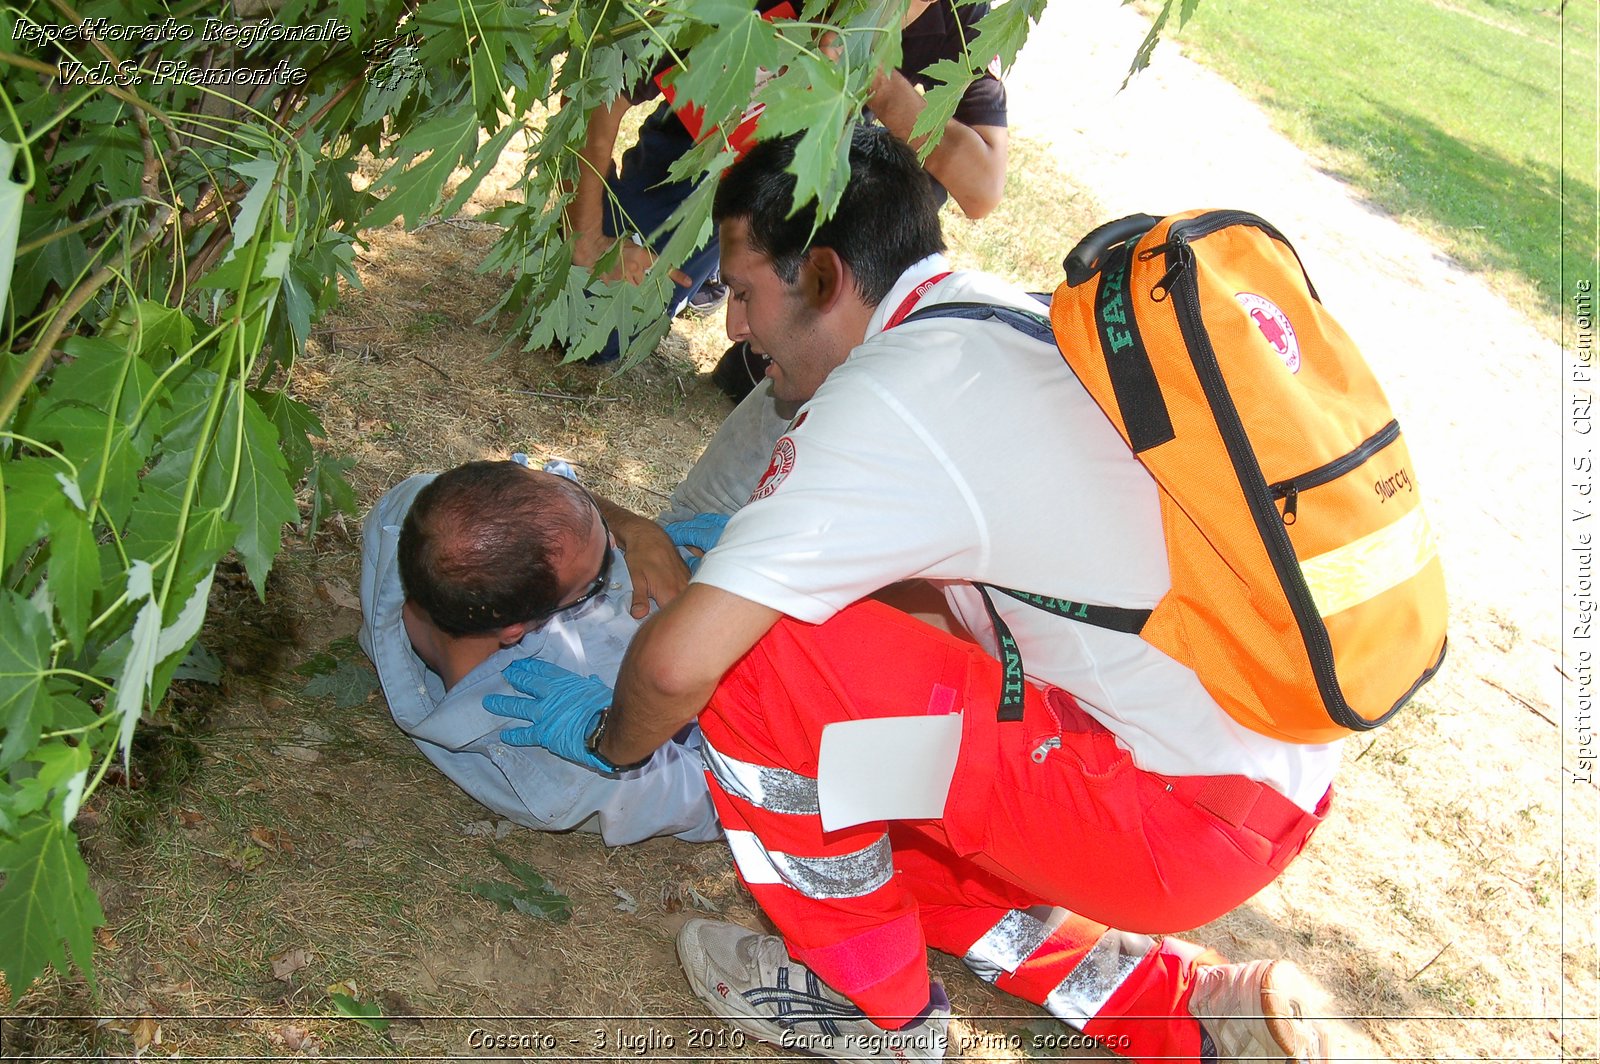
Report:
485,658,612,771
665,512,730,574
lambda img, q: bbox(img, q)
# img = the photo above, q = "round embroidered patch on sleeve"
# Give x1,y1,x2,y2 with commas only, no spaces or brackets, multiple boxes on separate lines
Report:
749,435,797,501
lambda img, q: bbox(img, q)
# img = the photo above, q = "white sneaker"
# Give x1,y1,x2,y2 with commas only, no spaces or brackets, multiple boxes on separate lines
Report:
1188,959,1330,1063
676,918,948,1062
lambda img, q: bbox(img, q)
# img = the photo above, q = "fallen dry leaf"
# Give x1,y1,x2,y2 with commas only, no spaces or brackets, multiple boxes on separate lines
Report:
279,1024,322,1055
326,978,359,998
317,577,361,611
250,827,296,853
660,881,720,913
130,1015,160,1051
271,948,313,981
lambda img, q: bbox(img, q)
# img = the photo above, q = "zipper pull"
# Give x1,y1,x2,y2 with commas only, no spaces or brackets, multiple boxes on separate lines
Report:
1149,241,1192,302
1031,736,1062,763
1282,485,1299,525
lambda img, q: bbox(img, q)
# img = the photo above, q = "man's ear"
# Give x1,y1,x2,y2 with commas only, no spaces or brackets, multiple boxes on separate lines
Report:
803,246,852,313
496,621,531,646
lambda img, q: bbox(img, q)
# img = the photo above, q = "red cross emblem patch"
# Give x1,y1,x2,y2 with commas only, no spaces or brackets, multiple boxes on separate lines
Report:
1235,292,1300,373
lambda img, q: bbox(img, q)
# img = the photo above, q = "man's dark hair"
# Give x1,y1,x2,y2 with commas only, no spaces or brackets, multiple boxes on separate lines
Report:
713,124,946,306
397,461,594,637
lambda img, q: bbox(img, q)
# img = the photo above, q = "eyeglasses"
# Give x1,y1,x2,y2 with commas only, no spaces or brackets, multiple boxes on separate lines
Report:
540,496,614,620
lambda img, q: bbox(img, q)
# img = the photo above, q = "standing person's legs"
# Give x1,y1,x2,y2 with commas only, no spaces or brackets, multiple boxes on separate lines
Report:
591,104,721,361
690,600,1328,1063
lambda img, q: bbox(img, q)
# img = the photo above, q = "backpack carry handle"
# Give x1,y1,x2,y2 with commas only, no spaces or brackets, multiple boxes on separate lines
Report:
1063,213,1160,287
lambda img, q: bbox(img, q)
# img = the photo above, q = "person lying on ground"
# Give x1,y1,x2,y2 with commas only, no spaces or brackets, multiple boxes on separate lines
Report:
357,459,719,846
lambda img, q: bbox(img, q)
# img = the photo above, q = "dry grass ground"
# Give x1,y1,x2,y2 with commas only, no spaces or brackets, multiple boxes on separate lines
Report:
3,128,1594,1064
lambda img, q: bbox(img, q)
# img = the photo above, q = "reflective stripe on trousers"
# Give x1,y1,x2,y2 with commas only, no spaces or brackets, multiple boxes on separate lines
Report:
965,906,1153,1025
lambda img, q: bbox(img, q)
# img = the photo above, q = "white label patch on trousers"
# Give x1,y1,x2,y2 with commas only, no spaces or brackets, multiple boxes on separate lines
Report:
816,713,963,831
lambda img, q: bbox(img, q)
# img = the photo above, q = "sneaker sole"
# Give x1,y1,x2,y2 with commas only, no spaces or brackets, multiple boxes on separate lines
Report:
1260,962,1331,1063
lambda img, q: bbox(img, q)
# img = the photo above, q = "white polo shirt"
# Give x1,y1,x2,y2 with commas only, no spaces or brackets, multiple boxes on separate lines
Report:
694,256,1341,811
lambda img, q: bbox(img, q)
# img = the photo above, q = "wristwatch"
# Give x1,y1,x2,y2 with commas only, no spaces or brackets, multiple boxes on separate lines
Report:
584,706,652,773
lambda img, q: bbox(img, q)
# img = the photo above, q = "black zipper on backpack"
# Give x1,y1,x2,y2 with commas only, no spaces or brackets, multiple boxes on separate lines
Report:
1271,420,1402,524
1161,211,1390,732
1146,210,1322,302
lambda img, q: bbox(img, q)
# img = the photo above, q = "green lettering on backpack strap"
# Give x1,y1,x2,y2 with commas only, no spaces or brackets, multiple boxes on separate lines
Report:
1094,243,1176,453
977,584,1028,722
1101,289,1128,327
992,585,1152,636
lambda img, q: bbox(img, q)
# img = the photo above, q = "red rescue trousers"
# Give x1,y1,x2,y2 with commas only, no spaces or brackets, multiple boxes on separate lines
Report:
698,601,1328,1064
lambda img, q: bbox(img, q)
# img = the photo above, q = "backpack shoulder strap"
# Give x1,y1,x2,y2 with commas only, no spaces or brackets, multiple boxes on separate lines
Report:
899,299,1155,636
893,298,1157,722
900,300,1056,343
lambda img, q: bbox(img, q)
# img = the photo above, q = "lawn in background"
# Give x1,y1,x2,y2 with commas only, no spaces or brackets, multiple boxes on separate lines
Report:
1165,0,1595,322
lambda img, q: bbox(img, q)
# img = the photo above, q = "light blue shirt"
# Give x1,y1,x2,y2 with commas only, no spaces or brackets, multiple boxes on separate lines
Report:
358,474,720,845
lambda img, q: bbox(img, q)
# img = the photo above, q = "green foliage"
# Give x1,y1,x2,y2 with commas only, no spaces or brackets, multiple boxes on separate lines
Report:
301,658,379,709
462,847,574,923
330,991,392,1031
1124,0,1200,86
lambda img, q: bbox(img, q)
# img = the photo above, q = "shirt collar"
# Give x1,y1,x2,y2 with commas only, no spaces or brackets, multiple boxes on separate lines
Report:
864,253,953,340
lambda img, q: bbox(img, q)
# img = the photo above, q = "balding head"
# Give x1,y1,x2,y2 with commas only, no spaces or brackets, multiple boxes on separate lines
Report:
397,461,600,636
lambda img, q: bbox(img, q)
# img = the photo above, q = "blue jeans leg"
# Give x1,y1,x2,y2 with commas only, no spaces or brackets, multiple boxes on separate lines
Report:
589,104,721,362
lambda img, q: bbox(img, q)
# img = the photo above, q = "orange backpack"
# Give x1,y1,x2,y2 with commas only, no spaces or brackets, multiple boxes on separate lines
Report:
907,209,1448,743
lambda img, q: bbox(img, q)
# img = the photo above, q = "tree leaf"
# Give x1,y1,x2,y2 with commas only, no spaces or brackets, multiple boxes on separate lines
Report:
439,121,520,218
221,154,285,268
220,386,299,596
0,591,52,772
662,11,783,126
0,815,106,1002
1,457,73,573
460,847,573,923
43,506,97,650
7,740,92,823
364,107,482,229
306,453,358,539
0,139,24,327
109,561,162,759
301,659,379,709
750,56,854,220
173,641,222,685
330,991,391,1032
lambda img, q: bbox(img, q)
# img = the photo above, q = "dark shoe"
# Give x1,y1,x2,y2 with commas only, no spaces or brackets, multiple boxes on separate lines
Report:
710,341,767,402
686,279,729,315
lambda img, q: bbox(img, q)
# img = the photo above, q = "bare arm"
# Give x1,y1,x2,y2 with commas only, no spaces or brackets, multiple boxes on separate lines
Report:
593,494,691,618
599,584,780,766
566,98,691,285
866,70,1008,219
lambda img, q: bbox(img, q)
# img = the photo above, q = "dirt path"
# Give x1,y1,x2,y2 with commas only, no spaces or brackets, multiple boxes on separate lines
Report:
1007,4,1586,1060
1008,1,1560,700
